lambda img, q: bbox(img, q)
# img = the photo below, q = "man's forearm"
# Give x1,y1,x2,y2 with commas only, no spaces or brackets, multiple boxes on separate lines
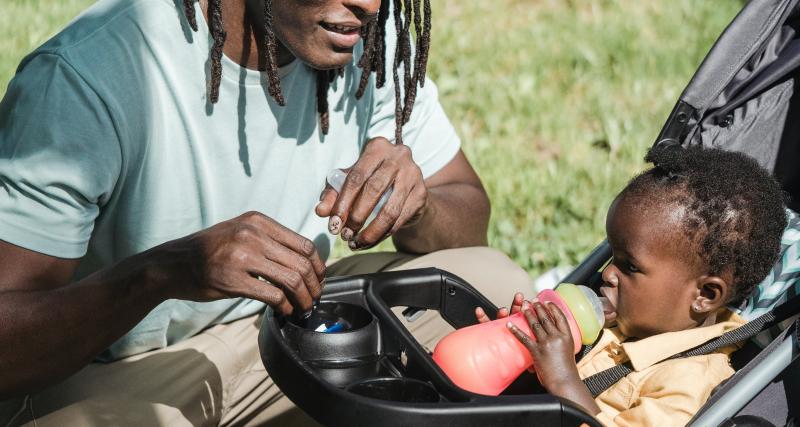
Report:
0,252,166,398
392,182,490,253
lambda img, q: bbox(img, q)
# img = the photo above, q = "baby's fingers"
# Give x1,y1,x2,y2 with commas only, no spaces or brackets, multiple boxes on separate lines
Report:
509,293,525,314
475,307,492,324
546,302,572,335
533,303,559,336
507,322,536,352
523,308,548,340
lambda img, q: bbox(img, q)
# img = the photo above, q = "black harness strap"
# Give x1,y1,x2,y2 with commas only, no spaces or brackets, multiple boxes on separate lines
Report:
582,295,800,398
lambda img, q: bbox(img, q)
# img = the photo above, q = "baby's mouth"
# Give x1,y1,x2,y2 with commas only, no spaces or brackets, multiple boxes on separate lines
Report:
599,287,618,326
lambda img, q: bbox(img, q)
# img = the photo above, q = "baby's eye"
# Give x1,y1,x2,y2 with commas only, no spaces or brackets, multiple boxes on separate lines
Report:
625,262,640,273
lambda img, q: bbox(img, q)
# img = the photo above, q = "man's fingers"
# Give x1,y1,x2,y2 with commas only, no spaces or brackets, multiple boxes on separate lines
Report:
387,184,426,236
330,138,388,235
253,258,315,312
330,164,378,235
241,276,294,315
350,184,408,249
262,237,323,301
315,186,338,218
344,162,397,238
252,215,326,280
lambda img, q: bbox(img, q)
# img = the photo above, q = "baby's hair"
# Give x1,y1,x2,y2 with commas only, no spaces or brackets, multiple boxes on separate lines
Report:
620,145,787,301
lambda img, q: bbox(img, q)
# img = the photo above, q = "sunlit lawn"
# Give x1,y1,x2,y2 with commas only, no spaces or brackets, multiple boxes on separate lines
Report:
1,0,743,278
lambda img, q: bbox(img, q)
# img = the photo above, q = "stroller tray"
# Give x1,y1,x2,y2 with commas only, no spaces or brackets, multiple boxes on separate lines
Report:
258,267,599,427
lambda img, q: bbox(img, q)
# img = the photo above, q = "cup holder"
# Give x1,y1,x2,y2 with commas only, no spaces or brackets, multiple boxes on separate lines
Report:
281,302,380,365
346,377,441,403
287,301,373,333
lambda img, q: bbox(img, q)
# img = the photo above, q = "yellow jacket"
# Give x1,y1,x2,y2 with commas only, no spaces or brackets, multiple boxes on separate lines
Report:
576,310,746,427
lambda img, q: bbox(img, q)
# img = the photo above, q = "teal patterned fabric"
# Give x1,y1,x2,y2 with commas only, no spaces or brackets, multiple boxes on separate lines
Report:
734,208,800,347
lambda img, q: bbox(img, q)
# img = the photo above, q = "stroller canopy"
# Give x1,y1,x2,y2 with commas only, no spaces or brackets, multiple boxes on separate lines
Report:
656,0,800,211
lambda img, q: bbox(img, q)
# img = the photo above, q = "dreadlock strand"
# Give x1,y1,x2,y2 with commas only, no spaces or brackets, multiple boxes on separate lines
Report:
356,21,378,99
316,70,331,135
374,0,390,88
208,0,226,104
391,0,405,144
263,0,286,106
418,0,432,86
411,0,422,80
401,0,422,124
401,0,412,93
357,24,373,69
183,0,198,32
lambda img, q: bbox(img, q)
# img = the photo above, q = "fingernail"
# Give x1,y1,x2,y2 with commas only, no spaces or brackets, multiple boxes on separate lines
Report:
348,240,358,250
329,216,341,234
341,227,353,241
522,301,531,310
506,321,513,328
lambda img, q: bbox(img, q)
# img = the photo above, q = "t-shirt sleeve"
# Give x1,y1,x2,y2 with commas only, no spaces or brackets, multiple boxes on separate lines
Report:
0,53,121,258
366,2,461,180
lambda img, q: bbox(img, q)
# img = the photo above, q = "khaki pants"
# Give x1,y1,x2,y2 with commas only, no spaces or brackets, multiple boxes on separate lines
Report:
1,247,533,426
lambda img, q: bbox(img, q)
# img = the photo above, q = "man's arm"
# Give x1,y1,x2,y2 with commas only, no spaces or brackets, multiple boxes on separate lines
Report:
0,241,165,398
391,150,490,253
0,211,326,399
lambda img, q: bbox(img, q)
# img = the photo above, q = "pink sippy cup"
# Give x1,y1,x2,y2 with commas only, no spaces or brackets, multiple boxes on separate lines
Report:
431,283,607,396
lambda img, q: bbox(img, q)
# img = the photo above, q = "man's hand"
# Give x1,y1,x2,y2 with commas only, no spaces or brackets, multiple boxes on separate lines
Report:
315,137,428,250
155,211,325,315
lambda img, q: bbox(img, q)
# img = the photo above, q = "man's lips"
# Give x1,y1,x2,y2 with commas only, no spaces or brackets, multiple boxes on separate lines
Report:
321,22,364,48
321,22,363,34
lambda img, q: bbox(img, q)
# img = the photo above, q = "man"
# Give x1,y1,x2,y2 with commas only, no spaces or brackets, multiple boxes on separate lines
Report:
0,0,532,424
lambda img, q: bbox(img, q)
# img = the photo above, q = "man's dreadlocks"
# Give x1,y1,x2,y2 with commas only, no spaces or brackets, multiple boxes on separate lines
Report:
181,0,431,144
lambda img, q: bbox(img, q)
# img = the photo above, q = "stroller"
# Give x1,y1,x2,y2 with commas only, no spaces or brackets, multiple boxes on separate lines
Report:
259,0,800,425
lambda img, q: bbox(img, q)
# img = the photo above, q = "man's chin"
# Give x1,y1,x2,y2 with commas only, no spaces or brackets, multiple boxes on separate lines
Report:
304,50,354,71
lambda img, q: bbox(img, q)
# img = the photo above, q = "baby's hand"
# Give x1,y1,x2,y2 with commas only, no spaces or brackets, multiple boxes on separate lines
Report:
507,302,580,392
474,292,530,323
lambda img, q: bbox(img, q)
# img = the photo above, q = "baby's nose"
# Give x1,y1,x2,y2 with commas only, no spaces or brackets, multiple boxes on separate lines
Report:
601,268,619,286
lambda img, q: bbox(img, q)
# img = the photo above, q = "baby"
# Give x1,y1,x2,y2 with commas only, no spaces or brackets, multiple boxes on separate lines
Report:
476,146,787,426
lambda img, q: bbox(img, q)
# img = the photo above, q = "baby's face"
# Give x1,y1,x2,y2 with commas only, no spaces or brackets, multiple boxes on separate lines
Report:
600,196,706,338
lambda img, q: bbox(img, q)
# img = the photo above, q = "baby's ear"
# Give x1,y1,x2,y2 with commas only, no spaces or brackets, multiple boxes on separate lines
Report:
692,276,732,314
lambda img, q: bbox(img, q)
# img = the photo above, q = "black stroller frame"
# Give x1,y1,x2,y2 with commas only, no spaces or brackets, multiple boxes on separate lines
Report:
259,0,800,425
259,268,599,426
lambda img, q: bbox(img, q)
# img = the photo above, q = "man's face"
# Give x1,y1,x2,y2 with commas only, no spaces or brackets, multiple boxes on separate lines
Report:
270,0,381,69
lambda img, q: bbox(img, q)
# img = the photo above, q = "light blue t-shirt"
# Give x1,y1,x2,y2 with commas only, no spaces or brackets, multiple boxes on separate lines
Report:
0,0,460,360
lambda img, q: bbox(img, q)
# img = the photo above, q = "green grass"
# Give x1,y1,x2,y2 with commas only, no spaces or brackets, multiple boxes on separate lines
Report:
428,0,741,275
1,0,743,277
1,0,93,91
